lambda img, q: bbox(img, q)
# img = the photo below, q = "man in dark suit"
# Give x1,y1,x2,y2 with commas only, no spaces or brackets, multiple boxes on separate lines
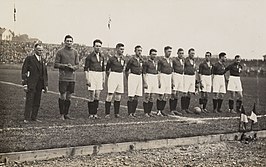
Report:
21,43,48,123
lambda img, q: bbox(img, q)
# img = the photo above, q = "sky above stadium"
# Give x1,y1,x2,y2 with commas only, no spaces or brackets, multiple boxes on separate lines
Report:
1,0,266,59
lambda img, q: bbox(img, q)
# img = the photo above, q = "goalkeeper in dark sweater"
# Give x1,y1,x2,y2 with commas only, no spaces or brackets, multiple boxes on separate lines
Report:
54,35,79,120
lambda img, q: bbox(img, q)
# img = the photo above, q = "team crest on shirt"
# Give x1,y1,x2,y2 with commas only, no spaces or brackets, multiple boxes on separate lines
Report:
120,59,125,66
139,60,143,67
238,65,242,73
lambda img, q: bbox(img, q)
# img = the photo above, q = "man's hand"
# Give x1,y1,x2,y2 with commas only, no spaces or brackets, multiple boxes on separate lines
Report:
172,83,175,89
23,85,28,93
86,81,91,87
43,86,48,93
143,82,148,89
66,64,74,71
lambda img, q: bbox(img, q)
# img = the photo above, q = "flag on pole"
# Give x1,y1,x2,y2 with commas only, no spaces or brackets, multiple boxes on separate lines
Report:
249,103,257,123
108,17,111,30
240,105,248,123
14,5,16,22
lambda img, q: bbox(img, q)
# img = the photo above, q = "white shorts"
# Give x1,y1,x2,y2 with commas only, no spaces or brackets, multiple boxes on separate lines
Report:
172,72,184,92
212,75,226,94
108,72,124,94
128,73,143,97
227,76,242,92
158,73,172,95
201,75,212,93
86,71,103,91
144,74,159,94
183,75,195,93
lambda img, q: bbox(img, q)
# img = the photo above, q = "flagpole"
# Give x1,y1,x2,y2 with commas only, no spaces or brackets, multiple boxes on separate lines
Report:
107,15,111,57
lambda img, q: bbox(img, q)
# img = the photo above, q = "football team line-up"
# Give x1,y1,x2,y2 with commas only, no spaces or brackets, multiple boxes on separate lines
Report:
21,35,244,123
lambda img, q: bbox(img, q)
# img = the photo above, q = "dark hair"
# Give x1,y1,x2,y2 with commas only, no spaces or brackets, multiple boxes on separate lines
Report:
149,49,157,55
188,48,195,53
116,43,124,49
164,46,172,51
235,55,240,59
34,43,42,48
177,48,184,53
205,51,212,56
93,39,102,46
135,45,142,50
219,52,226,59
64,35,73,41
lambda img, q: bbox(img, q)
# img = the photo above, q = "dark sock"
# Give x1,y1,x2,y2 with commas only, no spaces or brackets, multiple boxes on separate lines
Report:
58,98,65,115
169,99,174,111
213,99,218,110
94,100,99,114
64,99,71,115
88,101,93,115
181,97,185,110
186,97,191,110
157,99,163,111
170,99,178,111
105,101,111,115
148,101,153,114
203,99,208,109
162,100,167,111
236,100,242,112
143,102,148,113
229,99,234,110
132,99,138,114
114,101,120,115
199,98,203,106
127,101,133,114
217,99,223,111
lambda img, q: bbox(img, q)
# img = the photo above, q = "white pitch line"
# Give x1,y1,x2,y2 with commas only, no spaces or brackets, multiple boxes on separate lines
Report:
1,80,266,132
1,119,190,131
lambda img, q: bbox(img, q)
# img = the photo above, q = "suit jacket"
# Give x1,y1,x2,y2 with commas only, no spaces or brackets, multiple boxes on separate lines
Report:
21,54,48,90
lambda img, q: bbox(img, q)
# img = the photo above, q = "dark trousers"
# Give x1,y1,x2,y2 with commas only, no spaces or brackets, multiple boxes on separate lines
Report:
24,81,43,121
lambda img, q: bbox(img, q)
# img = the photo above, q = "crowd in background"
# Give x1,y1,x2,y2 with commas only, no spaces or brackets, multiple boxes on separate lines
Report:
0,40,265,76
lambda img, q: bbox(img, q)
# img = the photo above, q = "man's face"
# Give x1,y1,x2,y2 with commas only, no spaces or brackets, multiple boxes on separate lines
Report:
165,49,172,58
221,55,226,62
150,51,157,60
235,57,241,64
205,53,211,62
94,42,102,53
177,50,184,59
35,46,44,56
189,50,195,59
135,47,142,57
64,38,73,48
117,46,124,55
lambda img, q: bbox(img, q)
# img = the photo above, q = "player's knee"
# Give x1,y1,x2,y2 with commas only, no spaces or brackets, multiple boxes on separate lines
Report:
106,93,113,102
66,93,72,100
134,96,139,101
128,96,134,101
114,94,121,101
59,93,67,100
95,91,101,100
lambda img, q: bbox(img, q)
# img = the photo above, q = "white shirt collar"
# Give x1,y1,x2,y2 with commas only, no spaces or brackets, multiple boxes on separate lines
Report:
35,54,41,61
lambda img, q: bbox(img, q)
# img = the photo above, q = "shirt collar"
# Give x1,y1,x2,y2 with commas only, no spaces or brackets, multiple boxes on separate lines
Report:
35,54,41,61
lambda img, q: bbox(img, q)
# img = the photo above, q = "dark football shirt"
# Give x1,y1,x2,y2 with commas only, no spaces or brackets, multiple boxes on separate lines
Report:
157,57,173,75
142,58,158,74
106,56,125,73
199,60,212,75
172,57,184,74
84,52,105,72
125,56,143,75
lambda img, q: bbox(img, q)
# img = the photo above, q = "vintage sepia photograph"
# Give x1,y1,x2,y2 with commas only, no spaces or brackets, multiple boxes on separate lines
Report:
0,0,265,166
